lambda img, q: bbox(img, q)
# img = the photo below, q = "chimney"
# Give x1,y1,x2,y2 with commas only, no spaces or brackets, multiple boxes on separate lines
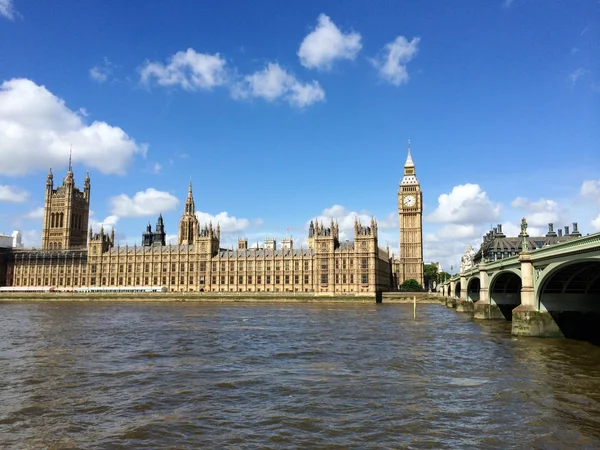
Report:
546,223,557,237
558,229,563,237
497,224,503,234
565,225,570,235
571,222,582,237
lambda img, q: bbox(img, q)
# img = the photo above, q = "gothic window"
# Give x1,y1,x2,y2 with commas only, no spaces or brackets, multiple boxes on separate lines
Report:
238,276,243,284
361,274,368,284
275,275,280,284
304,261,309,271
229,276,234,284
247,276,252,284
257,275,262,284
199,262,206,272
320,274,328,284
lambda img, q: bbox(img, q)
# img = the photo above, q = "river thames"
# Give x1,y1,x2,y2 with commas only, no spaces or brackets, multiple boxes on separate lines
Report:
1,302,599,449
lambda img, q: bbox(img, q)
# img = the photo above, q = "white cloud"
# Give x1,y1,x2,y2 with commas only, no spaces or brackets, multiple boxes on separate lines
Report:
510,197,561,227
140,48,228,91
89,58,115,83
568,68,589,86
500,220,543,238
25,207,44,219
0,78,147,176
298,14,362,70
427,184,501,224
581,179,600,201
371,36,420,86
0,185,28,202
503,0,516,7
89,213,119,233
21,230,41,248
109,188,179,218
232,63,325,108
592,214,600,232
195,211,253,234
153,162,162,174
0,0,15,20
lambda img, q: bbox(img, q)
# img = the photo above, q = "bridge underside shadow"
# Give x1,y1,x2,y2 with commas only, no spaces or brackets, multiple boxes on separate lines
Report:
540,261,600,344
491,272,522,320
475,272,521,320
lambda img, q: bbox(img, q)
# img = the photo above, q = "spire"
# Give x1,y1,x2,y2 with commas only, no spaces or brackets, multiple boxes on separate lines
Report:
68,145,73,172
184,180,195,214
404,139,414,168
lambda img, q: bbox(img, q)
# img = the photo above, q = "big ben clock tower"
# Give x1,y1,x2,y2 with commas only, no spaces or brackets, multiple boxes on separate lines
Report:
398,140,424,287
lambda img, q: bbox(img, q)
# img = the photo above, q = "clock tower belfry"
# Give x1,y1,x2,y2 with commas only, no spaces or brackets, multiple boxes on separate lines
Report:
397,140,424,287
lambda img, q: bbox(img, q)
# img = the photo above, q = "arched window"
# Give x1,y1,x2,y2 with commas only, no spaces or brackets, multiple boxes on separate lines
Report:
60,213,64,228
51,213,55,228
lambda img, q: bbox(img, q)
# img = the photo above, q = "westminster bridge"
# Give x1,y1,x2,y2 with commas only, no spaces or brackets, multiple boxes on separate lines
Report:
439,231,600,342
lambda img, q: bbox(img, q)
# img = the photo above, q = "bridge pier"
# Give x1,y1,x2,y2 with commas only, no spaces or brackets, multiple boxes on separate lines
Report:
456,300,474,312
473,302,505,319
512,251,562,337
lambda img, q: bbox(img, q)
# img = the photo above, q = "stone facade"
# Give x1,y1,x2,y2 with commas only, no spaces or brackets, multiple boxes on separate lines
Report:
41,162,90,250
3,170,394,294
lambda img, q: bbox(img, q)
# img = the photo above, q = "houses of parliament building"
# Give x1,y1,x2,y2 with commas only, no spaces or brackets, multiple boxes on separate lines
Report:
0,144,424,293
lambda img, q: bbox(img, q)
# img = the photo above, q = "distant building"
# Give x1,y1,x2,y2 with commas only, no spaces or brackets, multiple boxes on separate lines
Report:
142,214,166,247
0,231,22,249
473,222,583,265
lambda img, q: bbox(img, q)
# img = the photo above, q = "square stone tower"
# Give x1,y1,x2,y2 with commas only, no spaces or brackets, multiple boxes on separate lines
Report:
42,162,90,250
397,140,424,287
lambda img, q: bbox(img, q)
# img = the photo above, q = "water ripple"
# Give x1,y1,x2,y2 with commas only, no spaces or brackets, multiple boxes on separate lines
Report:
1,302,600,448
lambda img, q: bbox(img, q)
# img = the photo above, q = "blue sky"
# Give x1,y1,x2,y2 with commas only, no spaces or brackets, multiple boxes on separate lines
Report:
0,0,598,271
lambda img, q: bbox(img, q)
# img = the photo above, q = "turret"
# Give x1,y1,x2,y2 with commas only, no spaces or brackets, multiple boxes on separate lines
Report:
84,171,90,200
46,167,53,190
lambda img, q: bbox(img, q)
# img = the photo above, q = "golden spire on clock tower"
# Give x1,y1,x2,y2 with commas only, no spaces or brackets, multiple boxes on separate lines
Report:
397,139,424,288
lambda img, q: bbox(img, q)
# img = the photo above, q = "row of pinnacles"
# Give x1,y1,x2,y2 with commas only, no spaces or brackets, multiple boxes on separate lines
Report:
39,160,384,258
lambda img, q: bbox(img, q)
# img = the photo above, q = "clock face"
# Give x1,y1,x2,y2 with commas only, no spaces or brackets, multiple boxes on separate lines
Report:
403,195,416,207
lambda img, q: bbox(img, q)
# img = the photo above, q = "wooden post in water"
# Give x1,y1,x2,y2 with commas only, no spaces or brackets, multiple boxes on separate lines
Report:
413,296,416,319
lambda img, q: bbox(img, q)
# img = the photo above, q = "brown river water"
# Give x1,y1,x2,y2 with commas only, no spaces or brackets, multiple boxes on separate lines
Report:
1,302,600,449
